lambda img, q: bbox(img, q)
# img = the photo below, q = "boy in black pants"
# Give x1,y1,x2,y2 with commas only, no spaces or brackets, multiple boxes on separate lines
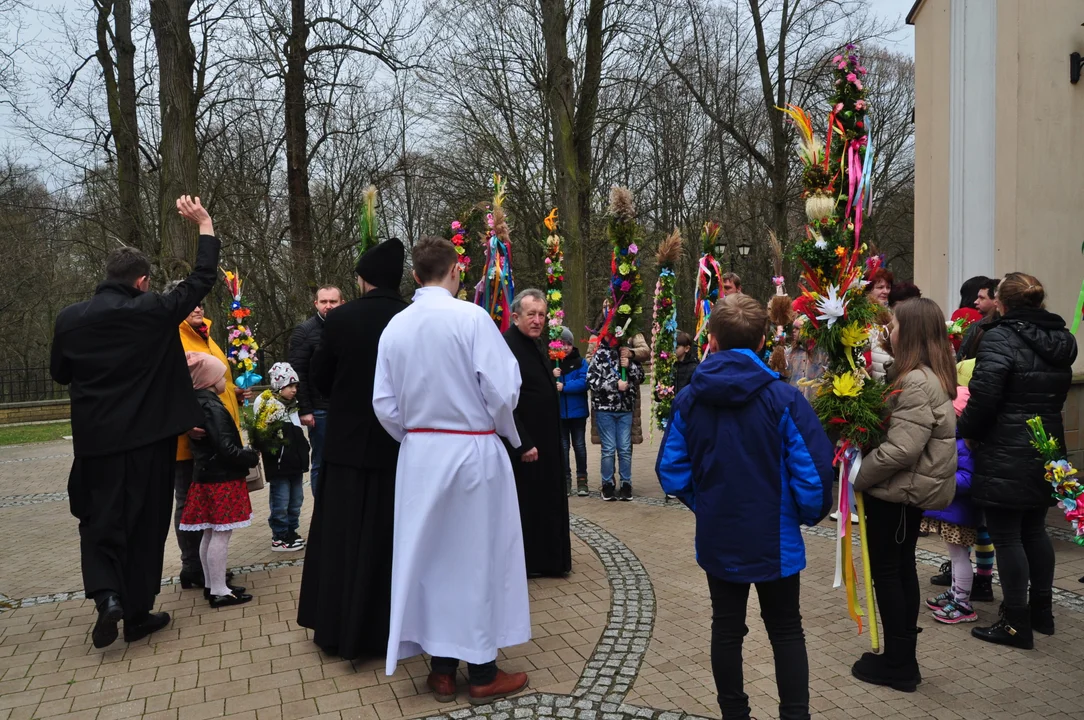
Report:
252,363,310,551
656,294,834,720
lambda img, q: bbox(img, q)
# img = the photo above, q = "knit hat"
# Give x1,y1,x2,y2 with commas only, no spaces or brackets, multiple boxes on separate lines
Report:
355,238,405,289
952,386,970,417
560,327,574,345
187,352,227,394
269,362,299,392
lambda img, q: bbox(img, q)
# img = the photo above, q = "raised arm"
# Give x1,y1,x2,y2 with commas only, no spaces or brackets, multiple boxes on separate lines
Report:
161,196,221,325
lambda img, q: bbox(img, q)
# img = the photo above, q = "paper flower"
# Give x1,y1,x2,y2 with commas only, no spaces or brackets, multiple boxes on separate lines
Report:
815,284,847,326
831,372,862,398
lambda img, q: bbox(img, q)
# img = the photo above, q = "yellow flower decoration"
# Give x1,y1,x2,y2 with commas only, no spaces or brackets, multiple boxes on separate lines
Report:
840,323,870,371
618,263,631,275
835,246,847,258
618,304,631,315
551,291,562,302
831,372,862,398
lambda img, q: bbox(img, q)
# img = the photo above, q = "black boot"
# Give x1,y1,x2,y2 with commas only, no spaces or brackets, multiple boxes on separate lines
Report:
850,634,919,693
179,568,205,589
929,561,952,587
1029,590,1055,636
971,574,994,602
972,605,1033,649
91,594,123,649
123,612,171,643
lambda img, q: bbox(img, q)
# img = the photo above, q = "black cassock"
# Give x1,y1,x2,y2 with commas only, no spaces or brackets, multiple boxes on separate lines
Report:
503,326,572,578
296,287,407,659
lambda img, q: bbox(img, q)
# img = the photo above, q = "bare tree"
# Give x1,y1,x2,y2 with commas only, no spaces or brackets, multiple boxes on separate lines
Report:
94,0,146,252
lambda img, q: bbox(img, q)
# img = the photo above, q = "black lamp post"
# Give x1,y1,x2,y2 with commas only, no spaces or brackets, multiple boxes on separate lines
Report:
713,238,727,258
737,242,752,259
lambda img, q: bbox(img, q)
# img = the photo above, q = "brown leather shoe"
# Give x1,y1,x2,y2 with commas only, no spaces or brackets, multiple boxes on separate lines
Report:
468,670,529,706
426,672,457,703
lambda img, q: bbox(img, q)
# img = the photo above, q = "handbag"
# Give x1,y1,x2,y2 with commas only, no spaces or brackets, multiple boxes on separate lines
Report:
246,458,265,492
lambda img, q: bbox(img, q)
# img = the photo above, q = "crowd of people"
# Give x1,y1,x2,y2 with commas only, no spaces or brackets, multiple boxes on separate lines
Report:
50,207,1077,717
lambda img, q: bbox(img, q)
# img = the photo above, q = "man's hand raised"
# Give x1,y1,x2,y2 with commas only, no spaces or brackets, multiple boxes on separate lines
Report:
176,195,214,236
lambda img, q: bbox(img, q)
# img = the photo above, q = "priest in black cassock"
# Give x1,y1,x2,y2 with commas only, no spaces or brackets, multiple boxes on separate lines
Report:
504,289,572,578
50,196,220,649
296,238,408,659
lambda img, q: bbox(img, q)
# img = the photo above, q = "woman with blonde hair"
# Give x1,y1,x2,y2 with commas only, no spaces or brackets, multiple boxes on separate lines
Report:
959,273,1077,648
851,298,958,692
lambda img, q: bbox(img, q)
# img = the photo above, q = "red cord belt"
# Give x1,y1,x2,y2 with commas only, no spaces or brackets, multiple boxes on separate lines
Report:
406,428,496,435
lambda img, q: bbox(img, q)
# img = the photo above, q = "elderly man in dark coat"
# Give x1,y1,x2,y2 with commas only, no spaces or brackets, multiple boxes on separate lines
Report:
296,239,409,659
50,195,220,648
503,289,572,577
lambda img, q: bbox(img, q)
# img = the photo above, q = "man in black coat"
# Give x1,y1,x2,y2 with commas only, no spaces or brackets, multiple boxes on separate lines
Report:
50,195,220,648
296,239,409,659
288,285,343,499
504,289,572,578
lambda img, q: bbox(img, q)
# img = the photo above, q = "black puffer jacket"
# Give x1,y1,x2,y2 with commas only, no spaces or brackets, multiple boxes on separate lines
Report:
190,389,260,483
958,307,1077,509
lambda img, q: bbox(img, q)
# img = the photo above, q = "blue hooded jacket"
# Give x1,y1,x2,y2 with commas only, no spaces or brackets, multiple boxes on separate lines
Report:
656,348,834,583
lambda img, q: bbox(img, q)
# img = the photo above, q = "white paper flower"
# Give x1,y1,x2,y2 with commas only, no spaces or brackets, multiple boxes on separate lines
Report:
815,284,847,326
812,232,828,250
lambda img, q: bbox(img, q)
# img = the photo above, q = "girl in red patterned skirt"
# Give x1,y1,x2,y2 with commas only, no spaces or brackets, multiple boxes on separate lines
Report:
179,352,260,608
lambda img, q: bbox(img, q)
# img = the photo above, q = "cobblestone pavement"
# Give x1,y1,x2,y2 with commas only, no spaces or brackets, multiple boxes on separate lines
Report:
3,428,1084,720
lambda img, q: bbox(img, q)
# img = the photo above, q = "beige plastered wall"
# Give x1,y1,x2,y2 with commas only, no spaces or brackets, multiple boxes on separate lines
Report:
911,0,951,306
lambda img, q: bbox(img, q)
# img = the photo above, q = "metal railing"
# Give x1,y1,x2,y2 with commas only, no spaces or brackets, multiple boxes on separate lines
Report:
0,366,69,404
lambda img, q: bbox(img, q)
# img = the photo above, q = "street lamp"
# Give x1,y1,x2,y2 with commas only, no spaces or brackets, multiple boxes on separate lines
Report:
737,242,752,258
713,238,727,258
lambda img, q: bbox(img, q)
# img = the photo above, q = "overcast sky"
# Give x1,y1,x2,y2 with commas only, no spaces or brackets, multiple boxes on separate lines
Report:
0,0,915,169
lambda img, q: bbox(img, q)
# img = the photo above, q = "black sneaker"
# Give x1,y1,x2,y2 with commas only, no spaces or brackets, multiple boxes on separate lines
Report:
618,484,632,501
971,575,994,602
601,484,616,501
930,561,952,587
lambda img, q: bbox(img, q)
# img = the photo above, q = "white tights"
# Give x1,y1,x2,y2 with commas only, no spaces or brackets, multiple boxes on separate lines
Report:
199,529,233,596
947,541,973,604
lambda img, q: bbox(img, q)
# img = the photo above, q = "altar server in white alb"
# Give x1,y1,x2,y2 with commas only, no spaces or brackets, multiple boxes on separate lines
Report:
373,236,531,706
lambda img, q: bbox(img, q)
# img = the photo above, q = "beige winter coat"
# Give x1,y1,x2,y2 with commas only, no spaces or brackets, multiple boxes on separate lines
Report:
854,366,957,510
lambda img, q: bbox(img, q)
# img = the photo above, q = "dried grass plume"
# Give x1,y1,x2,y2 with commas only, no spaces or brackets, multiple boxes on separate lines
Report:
656,227,683,267
608,186,636,221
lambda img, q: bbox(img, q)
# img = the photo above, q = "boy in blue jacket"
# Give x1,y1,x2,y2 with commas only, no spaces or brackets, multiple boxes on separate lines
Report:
555,328,590,496
656,294,833,720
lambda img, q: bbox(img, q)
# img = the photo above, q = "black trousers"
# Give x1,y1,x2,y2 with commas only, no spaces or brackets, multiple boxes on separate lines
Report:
706,572,809,720
67,438,176,620
984,506,1055,608
863,495,922,654
173,459,202,575
431,657,498,686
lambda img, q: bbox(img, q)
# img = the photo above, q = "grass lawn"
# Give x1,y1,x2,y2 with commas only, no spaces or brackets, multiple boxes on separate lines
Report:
0,422,72,446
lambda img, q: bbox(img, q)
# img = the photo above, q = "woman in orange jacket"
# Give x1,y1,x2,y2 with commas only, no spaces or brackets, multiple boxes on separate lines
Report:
170,286,249,590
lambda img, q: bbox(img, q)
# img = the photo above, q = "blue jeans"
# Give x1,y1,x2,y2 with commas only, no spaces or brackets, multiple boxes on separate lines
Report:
560,417,588,482
268,474,304,540
595,411,632,488
308,410,327,498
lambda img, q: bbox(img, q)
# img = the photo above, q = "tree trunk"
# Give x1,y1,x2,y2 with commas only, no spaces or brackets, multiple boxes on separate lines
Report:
284,0,315,287
95,0,146,255
540,0,605,345
150,0,198,276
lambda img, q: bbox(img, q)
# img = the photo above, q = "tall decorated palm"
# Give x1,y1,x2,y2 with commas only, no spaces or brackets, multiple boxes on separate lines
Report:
543,209,566,364
600,187,643,381
474,174,515,331
781,44,885,650
693,221,723,358
651,228,683,430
